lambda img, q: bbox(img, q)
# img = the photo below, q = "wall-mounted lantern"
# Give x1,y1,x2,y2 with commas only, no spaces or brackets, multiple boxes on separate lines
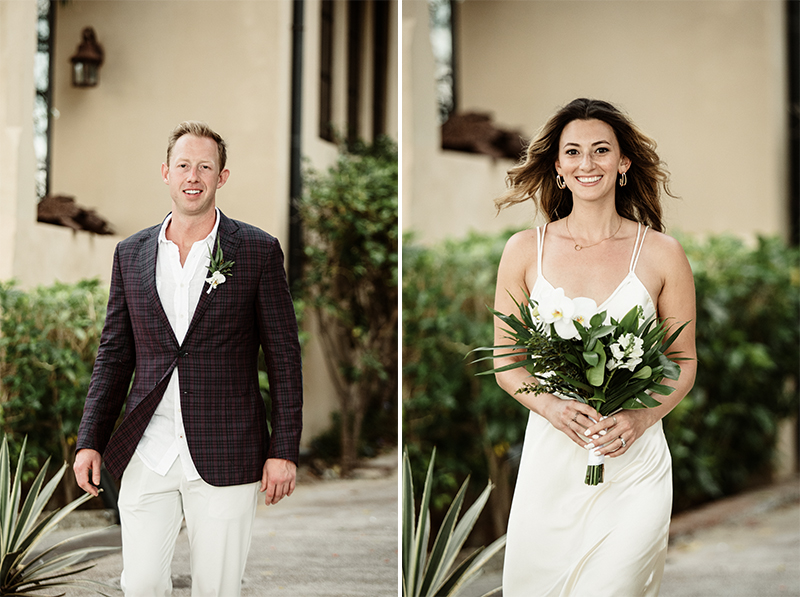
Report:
70,27,104,87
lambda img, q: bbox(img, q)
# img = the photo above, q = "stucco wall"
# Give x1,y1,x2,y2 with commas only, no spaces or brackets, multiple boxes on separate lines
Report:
0,0,37,281
51,0,293,243
405,0,788,243
403,0,533,242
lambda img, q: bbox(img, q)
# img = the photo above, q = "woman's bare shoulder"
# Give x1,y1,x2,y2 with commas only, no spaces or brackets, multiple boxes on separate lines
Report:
644,228,692,277
503,228,539,254
646,229,688,257
497,228,539,282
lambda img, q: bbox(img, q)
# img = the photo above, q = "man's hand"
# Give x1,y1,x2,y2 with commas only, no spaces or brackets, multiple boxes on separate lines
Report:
260,458,296,506
73,449,102,497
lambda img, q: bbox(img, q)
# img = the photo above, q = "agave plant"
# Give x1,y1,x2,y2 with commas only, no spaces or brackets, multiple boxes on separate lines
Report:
403,447,506,597
0,436,118,596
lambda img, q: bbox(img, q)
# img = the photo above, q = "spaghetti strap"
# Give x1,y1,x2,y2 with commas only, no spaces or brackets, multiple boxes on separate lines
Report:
628,224,642,272
536,223,547,278
630,224,649,273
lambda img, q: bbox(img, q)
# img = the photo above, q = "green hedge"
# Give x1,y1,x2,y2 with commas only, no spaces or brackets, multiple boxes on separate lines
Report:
668,234,800,509
403,231,799,519
402,232,521,539
0,279,107,496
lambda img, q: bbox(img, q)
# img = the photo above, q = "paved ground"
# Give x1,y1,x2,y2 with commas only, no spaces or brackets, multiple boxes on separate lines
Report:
41,451,399,597
35,462,800,597
461,476,800,597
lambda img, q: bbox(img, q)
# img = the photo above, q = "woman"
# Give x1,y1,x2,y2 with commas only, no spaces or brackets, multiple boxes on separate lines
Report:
493,98,696,596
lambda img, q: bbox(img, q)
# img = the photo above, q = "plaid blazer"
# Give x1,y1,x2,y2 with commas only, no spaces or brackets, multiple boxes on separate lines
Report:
76,212,303,486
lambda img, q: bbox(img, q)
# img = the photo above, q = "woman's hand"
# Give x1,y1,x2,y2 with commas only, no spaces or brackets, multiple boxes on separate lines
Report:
539,395,603,449
582,409,657,458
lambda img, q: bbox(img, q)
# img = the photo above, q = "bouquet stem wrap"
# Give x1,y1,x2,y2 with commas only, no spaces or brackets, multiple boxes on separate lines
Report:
585,448,605,485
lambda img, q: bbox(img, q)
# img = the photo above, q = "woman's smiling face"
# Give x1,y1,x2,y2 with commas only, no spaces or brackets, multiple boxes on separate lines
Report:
555,118,630,205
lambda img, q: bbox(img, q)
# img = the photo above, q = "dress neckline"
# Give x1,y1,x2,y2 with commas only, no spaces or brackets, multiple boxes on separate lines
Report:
535,222,657,312
536,271,650,310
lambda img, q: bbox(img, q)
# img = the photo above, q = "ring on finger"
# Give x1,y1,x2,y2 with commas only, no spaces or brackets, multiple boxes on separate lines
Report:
613,416,618,425
620,437,626,448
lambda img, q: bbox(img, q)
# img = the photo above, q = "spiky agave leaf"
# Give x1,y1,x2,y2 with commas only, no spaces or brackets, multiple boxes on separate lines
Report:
403,447,435,597
421,477,495,596
402,448,504,597
417,474,472,596
439,533,506,596
0,436,119,595
401,450,416,595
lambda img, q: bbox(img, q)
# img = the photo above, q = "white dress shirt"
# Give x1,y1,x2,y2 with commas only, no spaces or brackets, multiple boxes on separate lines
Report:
135,208,221,480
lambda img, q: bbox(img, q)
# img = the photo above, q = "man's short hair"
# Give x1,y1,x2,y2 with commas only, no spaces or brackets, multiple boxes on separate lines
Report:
166,121,227,171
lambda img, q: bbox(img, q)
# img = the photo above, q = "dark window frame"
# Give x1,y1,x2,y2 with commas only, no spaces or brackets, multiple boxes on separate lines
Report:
318,0,334,142
346,1,364,147
789,0,799,246
371,1,390,139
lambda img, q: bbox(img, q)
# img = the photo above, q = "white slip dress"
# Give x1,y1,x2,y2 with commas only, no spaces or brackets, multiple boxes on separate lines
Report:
502,223,672,597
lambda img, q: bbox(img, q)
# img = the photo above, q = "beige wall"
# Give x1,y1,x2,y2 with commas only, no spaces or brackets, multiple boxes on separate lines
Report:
1,0,120,288
403,0,531,242
405,0,788,243
51,0,293,242
0,0,37,281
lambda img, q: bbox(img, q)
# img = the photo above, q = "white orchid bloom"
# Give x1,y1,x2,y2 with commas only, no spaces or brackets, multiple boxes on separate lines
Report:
205,270,227,294
539,289,599,340
538,287,573,323
556,297,598,340
571,297,598,329
538,288,576,339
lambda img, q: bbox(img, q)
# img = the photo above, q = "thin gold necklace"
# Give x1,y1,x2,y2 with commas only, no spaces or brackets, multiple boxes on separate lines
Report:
565,217,622,251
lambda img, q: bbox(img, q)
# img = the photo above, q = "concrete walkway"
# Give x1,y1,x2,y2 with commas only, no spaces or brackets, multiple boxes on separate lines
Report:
45,451,399,597
39,463,800,597
461,476,800,597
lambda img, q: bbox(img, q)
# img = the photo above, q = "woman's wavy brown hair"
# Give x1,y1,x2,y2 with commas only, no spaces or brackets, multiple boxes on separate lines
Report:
495,98,674,232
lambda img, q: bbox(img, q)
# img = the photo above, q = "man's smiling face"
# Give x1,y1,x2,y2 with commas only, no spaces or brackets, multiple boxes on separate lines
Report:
161,134,229,219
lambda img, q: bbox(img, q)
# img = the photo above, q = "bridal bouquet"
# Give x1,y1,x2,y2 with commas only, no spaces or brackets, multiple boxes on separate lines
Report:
475,288,688,485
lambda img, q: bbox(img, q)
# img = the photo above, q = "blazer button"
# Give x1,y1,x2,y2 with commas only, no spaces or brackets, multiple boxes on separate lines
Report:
178,350,188,358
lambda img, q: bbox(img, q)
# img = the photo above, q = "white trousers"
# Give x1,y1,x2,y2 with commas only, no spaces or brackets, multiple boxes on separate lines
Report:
118,453,260,597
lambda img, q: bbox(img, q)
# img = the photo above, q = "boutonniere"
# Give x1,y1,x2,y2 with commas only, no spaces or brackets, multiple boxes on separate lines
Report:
206,237,235,294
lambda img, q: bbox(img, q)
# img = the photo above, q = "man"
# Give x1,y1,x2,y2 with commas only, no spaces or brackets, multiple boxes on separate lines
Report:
74,121,303,596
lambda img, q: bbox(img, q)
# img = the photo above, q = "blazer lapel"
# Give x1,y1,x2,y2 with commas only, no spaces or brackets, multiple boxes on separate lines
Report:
139,225,176,344
183,211,241,343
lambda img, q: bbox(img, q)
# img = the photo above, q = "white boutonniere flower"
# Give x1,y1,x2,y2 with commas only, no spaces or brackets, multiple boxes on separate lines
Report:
206,237,234,294
205,270,227,292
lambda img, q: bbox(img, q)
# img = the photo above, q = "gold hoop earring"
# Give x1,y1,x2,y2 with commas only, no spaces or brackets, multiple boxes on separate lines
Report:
556,174,567,190
619,172,628,187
